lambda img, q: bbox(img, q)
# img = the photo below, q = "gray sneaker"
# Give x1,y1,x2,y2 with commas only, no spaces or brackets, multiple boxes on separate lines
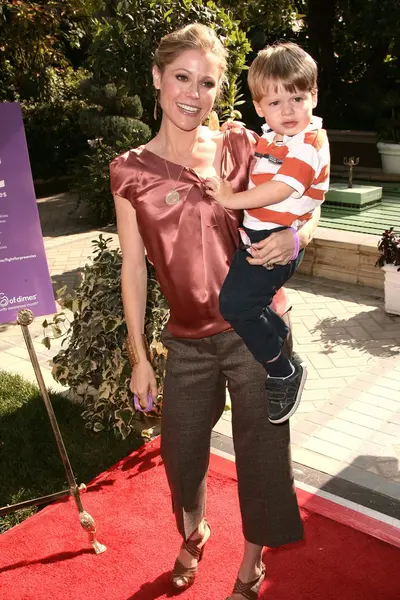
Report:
266,357,307,424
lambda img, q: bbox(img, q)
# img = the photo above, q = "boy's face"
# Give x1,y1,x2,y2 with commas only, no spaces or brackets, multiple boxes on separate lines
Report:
253,82,318,137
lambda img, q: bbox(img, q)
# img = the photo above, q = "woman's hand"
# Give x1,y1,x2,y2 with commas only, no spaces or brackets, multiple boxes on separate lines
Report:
130,360,158,410
247,207,320,268
247,228,296,267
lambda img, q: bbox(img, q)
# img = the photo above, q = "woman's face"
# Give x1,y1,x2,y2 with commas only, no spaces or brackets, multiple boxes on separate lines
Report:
153,49,221,131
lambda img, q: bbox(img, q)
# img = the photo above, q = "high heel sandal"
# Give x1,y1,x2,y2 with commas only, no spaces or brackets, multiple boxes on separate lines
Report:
225,564,266,600
171,519,210,591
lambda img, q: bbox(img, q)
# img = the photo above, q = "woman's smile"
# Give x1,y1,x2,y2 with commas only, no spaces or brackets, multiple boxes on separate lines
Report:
176,102,201,115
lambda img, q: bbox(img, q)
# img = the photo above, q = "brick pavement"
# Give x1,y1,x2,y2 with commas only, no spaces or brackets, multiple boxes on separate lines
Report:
1,193,400,505
216,278,400,502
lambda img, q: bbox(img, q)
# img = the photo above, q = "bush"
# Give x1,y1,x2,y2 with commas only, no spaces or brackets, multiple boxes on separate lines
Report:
73,79,151,223
81,112,148,144
376,228,400,269
44,235,169,439
72,140,124,224
23,98,88,181
79,80,144,117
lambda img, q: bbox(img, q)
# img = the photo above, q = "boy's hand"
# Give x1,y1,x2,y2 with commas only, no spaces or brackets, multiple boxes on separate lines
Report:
205,176,234,207
220,119,246,132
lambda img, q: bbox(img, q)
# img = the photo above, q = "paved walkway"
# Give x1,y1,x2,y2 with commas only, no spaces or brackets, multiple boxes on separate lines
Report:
1,193,399,510
216,277,400,503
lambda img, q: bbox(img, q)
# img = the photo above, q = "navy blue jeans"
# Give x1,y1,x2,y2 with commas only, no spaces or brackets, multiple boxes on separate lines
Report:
219,226,304,363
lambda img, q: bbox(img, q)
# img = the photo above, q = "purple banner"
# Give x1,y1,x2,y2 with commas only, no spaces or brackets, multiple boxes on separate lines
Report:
0,102,56,323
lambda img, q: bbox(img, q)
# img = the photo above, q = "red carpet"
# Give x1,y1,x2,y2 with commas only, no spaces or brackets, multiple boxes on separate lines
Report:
0,438,399,600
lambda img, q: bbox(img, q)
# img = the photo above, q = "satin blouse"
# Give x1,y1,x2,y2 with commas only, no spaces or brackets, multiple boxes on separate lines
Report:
110,128,289,338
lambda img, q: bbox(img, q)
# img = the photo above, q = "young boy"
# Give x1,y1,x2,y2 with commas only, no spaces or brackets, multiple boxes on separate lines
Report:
206,42,330,424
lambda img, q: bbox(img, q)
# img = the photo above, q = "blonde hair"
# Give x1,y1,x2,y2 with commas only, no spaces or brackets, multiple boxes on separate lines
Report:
248,42,318,102
154,23,228,84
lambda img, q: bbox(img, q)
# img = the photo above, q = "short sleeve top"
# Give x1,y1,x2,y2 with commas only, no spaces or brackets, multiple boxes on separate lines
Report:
110,128,289,338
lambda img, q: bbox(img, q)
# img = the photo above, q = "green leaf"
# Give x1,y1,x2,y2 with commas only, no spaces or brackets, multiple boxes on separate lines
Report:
56,285,67,299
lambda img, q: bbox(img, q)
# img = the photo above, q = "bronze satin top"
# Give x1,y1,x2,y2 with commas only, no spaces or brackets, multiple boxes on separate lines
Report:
110,128,288,338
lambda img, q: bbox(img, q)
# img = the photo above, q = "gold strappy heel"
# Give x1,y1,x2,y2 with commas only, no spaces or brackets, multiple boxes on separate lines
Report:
171,519,210,591
225,564,266,600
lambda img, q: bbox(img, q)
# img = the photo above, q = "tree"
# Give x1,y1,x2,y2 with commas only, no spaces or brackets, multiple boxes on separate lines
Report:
220,0,298,44
300,0,400,130
87,0,251,128
0,0,99,102
302,0,336,118
218,1,305,129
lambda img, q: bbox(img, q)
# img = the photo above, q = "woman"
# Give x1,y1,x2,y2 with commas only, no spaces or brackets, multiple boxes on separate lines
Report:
110,23,319,600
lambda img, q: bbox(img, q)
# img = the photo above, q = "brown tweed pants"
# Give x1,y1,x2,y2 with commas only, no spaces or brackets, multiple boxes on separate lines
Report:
160,322,303,548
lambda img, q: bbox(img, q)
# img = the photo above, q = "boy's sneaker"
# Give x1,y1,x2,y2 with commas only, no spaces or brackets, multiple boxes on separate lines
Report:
266,356,307,424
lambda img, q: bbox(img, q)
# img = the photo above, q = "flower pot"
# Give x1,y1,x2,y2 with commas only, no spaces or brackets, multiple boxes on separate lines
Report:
377,142,400,175
382,264,400,315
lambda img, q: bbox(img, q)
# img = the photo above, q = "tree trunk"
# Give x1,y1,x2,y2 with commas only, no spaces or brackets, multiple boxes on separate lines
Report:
305,0,336,113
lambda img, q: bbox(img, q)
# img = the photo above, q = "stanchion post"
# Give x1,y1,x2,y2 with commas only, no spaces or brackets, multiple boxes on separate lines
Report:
16,309,106,554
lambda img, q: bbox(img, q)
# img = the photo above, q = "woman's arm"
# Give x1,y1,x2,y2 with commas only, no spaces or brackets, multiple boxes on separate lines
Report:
114,194,158,406
247,205,321,267
297,205,321,249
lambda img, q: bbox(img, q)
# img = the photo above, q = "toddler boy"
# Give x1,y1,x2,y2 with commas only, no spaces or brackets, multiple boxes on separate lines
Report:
206,42,330,424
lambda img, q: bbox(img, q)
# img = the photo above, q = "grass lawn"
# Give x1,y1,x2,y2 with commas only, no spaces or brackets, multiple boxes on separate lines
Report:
0,370,143,533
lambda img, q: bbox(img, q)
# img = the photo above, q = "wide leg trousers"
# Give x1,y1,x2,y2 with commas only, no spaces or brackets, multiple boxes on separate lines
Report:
160,325,303,548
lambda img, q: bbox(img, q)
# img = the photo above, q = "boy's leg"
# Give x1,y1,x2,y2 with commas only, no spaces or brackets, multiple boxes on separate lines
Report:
219,247,291,363
219,236,307,424
261,253,308,424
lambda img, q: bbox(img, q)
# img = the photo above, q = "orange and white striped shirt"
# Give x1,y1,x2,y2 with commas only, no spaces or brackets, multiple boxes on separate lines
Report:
243,116,330,231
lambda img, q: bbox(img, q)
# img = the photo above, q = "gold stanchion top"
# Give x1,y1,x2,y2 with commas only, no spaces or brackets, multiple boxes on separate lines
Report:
17,309,34,326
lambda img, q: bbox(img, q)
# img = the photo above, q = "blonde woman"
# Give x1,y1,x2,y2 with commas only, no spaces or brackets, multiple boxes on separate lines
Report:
111,23,318,600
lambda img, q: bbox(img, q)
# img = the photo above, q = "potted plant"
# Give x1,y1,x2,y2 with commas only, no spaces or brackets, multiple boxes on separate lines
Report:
377,91,400,174
376,228,400,315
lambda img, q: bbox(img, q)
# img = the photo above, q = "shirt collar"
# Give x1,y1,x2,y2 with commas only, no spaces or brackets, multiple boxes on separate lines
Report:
261,115,323,143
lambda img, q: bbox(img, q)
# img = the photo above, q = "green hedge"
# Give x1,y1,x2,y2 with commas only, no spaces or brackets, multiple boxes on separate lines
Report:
23,100,88,182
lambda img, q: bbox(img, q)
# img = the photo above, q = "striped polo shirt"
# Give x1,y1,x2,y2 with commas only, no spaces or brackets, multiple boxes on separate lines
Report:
243,116,330,231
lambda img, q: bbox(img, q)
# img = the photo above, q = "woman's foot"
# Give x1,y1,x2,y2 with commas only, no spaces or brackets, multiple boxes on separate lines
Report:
226,541,265,600
172,518,211,590
226,564,266,600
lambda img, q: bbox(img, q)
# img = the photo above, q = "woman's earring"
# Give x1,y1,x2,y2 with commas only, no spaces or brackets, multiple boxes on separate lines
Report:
153,94,158,120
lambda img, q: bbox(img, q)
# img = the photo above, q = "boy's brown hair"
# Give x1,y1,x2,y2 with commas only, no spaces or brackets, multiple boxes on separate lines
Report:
248,42,318,101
